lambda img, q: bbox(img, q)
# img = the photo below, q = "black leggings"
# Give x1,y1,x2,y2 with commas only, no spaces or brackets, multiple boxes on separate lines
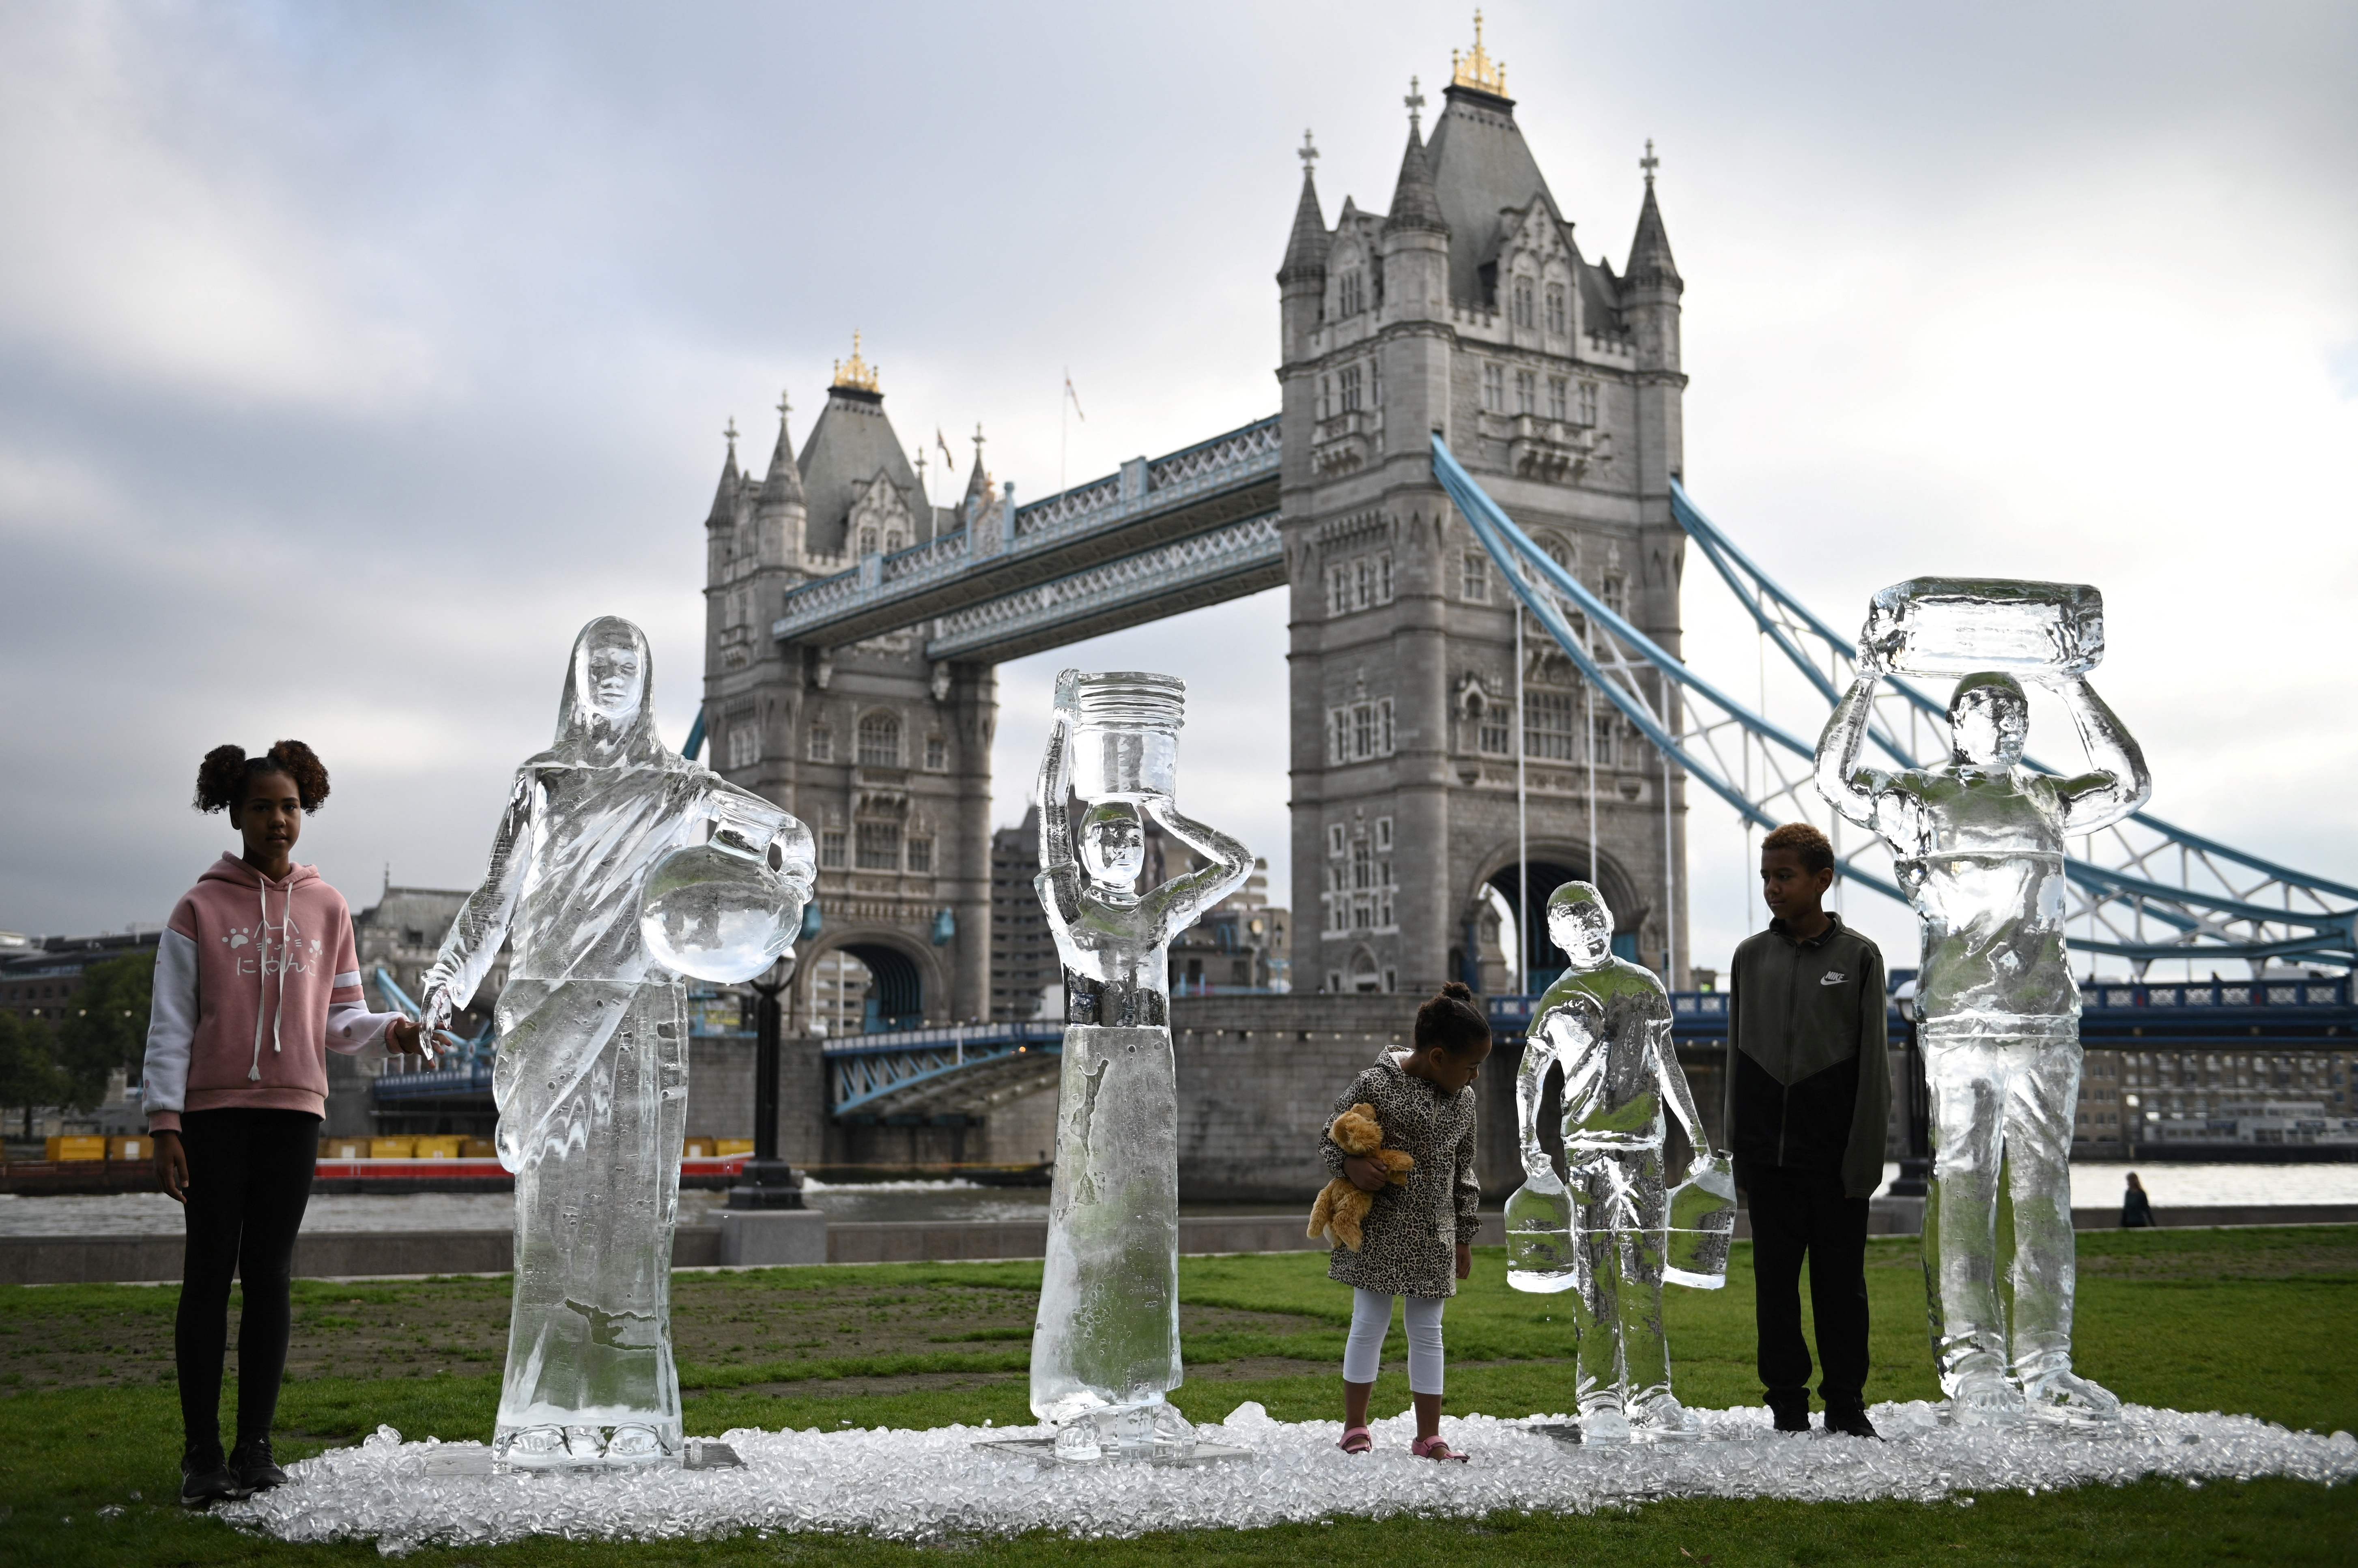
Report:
176,1109,319,1451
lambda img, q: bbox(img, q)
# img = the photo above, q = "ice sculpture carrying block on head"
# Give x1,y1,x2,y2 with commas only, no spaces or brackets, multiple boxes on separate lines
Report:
419,616,815,1469
1816,578,2149,1428
1504,882,1732,1445
1030,670,1252,1461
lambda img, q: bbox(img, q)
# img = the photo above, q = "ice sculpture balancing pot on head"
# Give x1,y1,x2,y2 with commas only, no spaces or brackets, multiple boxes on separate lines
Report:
1030,669,1252,1461
1816,578,2149,1428
1503,882,1732,1444
419,616,815,1469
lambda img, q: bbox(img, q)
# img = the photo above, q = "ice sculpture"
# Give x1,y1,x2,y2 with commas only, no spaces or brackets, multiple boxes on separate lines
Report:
420,616,814,1468
1817,578,2150,1427
1504,882,1730,1444
1029,670,1252,1460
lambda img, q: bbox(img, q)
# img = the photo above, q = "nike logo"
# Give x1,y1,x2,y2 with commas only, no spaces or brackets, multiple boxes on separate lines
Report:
1820,972,1846,986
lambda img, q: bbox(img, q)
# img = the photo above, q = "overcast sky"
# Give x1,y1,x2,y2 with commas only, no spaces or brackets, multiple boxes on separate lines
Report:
3,1,2353,975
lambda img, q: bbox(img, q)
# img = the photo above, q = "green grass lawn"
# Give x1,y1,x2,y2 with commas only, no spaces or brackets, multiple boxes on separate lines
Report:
1,1226,2353,1566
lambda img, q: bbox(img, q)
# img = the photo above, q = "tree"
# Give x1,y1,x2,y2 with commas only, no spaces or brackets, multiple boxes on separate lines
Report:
0,1011,67,1141
54,953,153,1110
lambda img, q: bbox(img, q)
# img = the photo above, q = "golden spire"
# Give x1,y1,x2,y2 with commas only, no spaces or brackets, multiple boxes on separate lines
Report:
1450,9,1507,97
830,330,880,394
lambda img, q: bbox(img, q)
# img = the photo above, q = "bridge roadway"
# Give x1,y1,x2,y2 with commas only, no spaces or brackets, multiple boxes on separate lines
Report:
380,976,2354,1120
812,976,2354,1123
770,416,1281,661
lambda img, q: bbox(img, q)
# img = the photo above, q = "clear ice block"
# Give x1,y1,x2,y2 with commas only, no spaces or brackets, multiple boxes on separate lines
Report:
1506,882,1721,1436
1863,578,2104,680
1819,580,2152,1428
1028,670,1252,1456
418,616,814,1468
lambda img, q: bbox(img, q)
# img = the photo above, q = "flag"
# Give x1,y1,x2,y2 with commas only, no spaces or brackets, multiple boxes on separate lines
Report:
936,427,958,472
1064,370,1086,422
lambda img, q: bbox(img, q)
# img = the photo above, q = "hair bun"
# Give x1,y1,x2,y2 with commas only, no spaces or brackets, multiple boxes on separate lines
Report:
1437,980,1476,1002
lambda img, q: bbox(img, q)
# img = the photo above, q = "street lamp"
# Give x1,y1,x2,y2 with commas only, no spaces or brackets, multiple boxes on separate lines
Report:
727,954,804,1211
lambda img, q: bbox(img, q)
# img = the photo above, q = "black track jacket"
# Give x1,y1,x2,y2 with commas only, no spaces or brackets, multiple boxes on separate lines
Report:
1724,914,1891,1199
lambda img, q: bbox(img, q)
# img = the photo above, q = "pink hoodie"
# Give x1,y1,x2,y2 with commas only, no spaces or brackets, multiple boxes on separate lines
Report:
141,854,401,1131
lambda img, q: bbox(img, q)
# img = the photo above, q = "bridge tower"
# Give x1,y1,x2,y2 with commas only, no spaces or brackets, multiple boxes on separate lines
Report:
700,342,996,1037
1279,37,1692,994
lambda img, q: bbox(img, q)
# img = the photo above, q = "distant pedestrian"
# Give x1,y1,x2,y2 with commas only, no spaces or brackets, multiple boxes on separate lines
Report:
1323,981,1491,1461
1727,822,1891,1439
2121,1172,2157,1228
142,743,430,1508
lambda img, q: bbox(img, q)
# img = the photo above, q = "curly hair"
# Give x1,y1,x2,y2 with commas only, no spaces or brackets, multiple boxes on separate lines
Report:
1415,979,1492,1056
1761,821,1834,874
193,741,330,814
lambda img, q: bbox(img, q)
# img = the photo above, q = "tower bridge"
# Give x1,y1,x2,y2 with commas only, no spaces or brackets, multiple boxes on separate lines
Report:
672,20,2354,1162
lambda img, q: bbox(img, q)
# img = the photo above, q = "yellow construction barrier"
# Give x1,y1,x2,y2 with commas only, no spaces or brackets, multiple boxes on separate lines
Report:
107,1136,151,1162
682,1138,715,1158
715,1138,755,1156
321,1138,369,1160
462,1137,498,1158
45,1136,106,1162
368,1136,417,1160
413,1135,465,1160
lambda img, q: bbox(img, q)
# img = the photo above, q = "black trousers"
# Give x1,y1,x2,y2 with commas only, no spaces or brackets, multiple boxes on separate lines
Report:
176,1108,319,1452
1741,1162,1870,1408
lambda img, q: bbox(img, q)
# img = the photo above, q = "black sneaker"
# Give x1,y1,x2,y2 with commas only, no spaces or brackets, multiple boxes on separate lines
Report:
1768,1394,1812,1434
1824,1404,1880,1439
229,1437,287,1494
181,1441,239,1509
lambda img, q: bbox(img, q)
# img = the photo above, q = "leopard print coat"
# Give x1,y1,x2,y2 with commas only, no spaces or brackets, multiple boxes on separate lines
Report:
1319,1050,1481,1297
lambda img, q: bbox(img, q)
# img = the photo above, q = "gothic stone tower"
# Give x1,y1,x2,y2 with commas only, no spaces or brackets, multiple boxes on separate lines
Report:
1280,45,1691,995
701,339,997,1033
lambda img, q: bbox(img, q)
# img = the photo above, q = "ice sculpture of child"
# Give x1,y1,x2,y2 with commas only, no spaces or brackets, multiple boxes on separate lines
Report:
1029,669,1252,1460
420,616,814,1468
1816,580,2150,1426
1504,881,1730,1443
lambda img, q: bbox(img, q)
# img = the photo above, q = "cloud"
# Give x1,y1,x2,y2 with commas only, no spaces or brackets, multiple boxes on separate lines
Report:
0,6,435,409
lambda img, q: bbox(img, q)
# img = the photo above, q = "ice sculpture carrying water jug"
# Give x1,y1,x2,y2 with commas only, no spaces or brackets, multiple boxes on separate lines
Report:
1028,670,1252,1460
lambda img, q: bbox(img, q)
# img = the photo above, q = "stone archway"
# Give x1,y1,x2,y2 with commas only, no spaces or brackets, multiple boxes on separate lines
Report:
798,930,942,1035
1472,844,1645,995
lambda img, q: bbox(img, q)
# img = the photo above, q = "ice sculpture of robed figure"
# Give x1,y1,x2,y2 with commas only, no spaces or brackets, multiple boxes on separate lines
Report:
1503,882,1732,1443
420,616,814,1467
1816,578,2149,1427
1029,669,1252,1460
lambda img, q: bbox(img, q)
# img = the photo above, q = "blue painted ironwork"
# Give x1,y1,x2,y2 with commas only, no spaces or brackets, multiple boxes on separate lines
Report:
772,416,1280,647
1433,434,2356,973
682,708,706,762
1489,977,2354,1050
824,1020,1064,1119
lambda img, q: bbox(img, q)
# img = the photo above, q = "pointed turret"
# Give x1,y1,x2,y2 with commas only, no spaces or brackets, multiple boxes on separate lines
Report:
960,424,991,514
704,421,742,530
1277,131,1329,284
1383,122,1447,236
1624,155,1680,291
757,393,804,511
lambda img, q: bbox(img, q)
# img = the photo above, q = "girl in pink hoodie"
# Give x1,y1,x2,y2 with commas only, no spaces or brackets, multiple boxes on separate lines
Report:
141,740,430,1507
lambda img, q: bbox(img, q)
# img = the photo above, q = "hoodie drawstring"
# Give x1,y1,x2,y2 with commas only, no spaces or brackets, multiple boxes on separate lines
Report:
246,877,293,1082
249,881,268,1081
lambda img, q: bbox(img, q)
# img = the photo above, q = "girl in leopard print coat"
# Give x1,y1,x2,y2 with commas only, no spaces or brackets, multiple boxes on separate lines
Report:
1322,981,1492,1459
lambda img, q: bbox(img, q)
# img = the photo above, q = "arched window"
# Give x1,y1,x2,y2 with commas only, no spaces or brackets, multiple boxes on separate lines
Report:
857,710,902,768
1512,276,1536,329
1545,282,1567,336
859,527,878,555
884,531,904,553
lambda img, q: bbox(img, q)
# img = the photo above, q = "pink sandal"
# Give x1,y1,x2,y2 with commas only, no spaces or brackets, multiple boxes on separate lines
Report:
1338,1425,1372,1454
1411,1434,1468,1462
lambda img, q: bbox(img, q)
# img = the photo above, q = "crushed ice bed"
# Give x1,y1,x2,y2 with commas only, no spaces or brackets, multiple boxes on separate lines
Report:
219,1401,2358,1553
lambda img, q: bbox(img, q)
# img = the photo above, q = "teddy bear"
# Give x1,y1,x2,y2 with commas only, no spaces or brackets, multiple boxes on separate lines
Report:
1307,1102,1416,1251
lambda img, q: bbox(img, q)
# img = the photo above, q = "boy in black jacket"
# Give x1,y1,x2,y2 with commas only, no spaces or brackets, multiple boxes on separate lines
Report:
1727,822,1891,1437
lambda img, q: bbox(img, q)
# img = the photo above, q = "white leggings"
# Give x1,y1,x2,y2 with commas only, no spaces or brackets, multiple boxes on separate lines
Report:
1342,1289,1446,1396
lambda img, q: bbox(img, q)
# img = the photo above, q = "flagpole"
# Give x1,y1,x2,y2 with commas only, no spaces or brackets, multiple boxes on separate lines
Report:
1059,365,1069,496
